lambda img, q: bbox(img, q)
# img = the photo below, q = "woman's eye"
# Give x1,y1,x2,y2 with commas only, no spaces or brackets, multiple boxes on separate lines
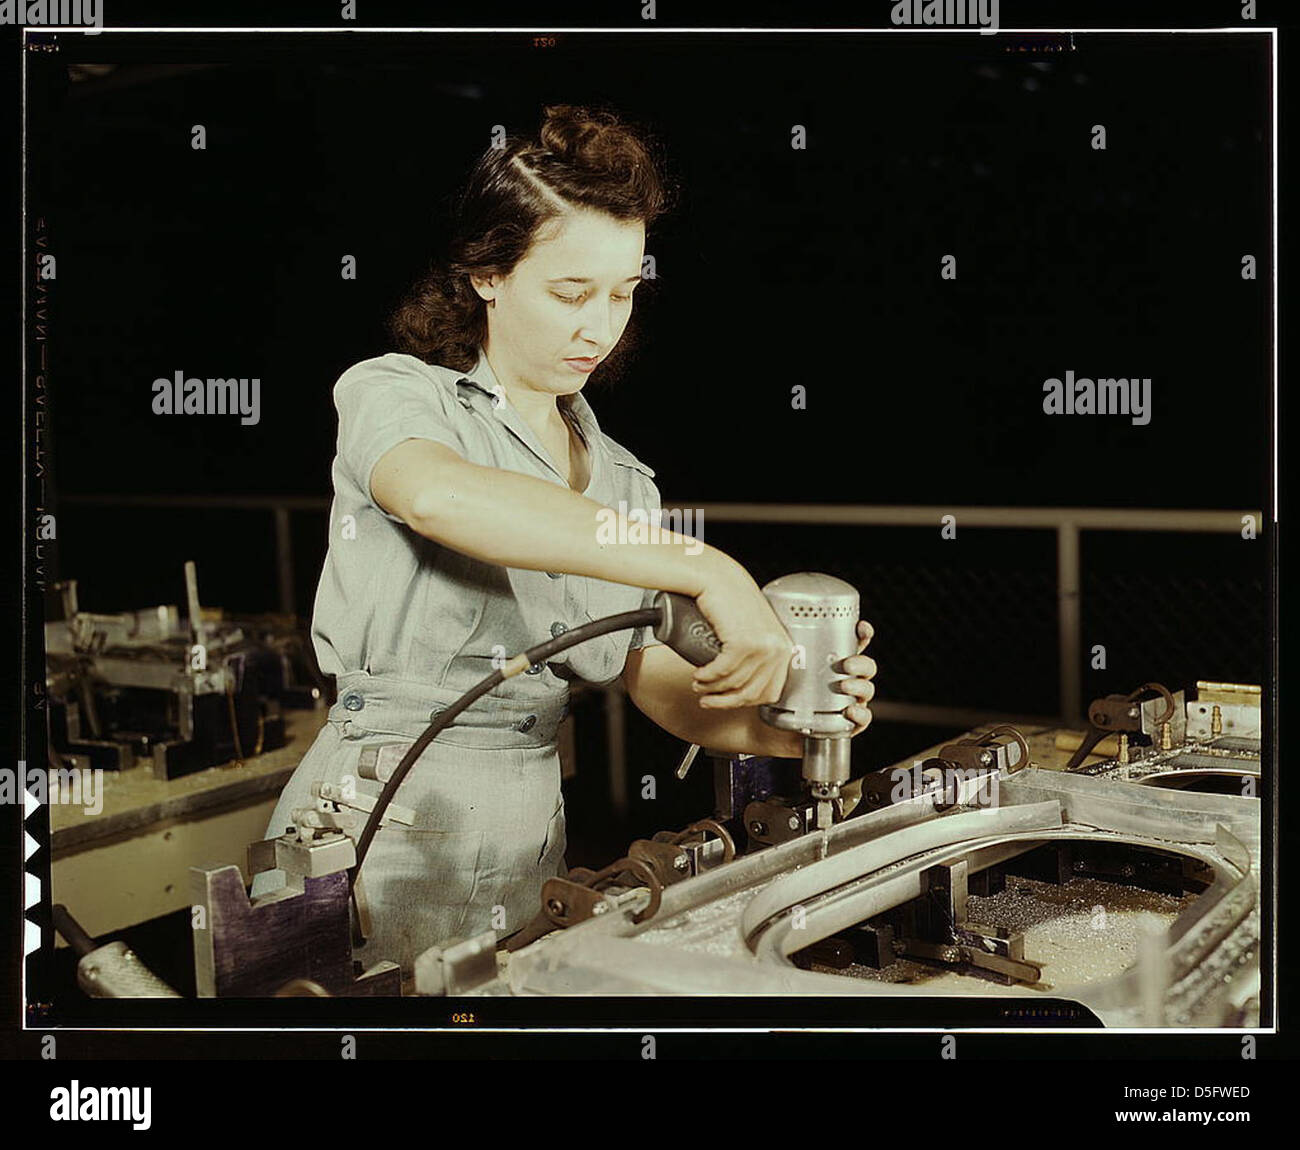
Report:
553,292,634,304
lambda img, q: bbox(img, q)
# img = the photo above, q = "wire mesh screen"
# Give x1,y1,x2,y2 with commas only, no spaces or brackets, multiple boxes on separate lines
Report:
693,523,1060,716
1080,530,1268,701
49,504,1266,723
685,519,1264,721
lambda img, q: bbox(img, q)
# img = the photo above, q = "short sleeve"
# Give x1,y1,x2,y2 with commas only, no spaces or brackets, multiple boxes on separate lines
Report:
333,354,466,525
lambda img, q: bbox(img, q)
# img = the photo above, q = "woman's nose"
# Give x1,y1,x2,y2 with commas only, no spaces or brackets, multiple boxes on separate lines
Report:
579,299,615,345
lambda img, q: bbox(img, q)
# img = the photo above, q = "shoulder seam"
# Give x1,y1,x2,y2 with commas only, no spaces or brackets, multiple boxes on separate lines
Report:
600,432,656,478
335,353,459,395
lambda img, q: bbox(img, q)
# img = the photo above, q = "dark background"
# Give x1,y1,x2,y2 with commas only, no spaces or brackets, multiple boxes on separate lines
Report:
36,33,1270,513
27,30,1271,860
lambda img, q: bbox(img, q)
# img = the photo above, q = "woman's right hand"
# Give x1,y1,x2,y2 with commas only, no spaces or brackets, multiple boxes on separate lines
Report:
688,560,793,710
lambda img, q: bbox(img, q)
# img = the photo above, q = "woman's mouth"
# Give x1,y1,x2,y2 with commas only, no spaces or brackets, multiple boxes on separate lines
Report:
564,357,599,374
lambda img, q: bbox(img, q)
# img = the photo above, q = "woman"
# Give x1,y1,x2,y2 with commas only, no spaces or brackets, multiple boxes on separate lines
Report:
252,104,877,979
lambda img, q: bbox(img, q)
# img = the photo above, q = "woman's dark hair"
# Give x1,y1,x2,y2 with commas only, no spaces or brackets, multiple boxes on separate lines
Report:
387,104,675,405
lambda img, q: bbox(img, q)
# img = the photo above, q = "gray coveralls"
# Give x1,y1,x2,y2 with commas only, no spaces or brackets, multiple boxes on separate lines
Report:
250,349,664,976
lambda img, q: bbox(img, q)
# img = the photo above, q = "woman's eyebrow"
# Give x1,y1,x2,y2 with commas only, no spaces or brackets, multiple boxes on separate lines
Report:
548,275,643,284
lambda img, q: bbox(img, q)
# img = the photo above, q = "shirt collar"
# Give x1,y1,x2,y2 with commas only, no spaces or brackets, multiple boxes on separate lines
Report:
457,349,603,482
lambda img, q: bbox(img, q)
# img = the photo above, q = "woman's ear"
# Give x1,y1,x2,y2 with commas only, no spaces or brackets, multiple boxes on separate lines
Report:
469,273,498,305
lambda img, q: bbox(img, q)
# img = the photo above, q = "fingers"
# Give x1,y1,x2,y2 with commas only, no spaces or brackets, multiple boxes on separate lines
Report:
694,635,790,695
834,677,876,703
699,681,779,709
693,651,761,696
838,653,878,678
710,660,788,709
691,627,876,712
692,648,753,688
845,703,874,732
696,655,786,708
694,643,789,708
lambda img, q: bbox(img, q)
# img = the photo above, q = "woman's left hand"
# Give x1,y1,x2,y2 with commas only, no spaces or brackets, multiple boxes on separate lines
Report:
838,620,877,736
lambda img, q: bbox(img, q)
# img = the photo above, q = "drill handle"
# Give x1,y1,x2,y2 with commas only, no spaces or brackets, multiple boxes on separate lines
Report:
651,591,723,667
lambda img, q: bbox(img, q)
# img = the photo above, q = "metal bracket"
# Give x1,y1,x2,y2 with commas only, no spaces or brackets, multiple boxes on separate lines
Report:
414,930,500,996
893,859,1043,986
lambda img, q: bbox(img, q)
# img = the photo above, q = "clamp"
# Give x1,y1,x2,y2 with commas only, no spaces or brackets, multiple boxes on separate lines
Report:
1064,682,1175,771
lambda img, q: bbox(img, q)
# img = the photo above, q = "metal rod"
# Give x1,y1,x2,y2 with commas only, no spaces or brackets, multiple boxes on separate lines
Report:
52,497,1249,735
660,504,1259,532
60,493,331,511
869,701,1058,729
605,683,627,818
183,559,206,651
52,904,96,957
56,494,1260,533
273,506,296,618
1058,521,1081,727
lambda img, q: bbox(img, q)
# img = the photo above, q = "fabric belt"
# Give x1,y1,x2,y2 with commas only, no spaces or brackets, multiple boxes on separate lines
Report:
327,669,569,745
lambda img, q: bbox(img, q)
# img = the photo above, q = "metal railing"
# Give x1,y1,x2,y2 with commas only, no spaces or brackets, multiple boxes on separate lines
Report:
57,493,1260,733
667,502,1261,727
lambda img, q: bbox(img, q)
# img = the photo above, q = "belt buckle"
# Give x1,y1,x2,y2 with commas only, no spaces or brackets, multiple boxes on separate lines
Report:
356,741,416,784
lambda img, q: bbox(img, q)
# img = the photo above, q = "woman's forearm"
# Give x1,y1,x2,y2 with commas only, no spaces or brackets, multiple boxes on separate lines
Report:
625,645,803,758
673,707,804,759
408,455,735,596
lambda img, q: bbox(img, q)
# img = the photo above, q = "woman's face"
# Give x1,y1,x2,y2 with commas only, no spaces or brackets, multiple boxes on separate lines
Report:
476,208,645,396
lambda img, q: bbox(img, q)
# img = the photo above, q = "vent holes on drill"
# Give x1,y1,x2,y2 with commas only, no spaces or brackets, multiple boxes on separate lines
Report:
784,605,856,619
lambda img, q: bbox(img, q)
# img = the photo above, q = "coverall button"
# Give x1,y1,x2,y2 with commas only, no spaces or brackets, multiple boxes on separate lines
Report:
517,714,537,733
342,691,365,712
428,707,444,722
525,663,545,675
550,621,568,638
546,571,563,579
